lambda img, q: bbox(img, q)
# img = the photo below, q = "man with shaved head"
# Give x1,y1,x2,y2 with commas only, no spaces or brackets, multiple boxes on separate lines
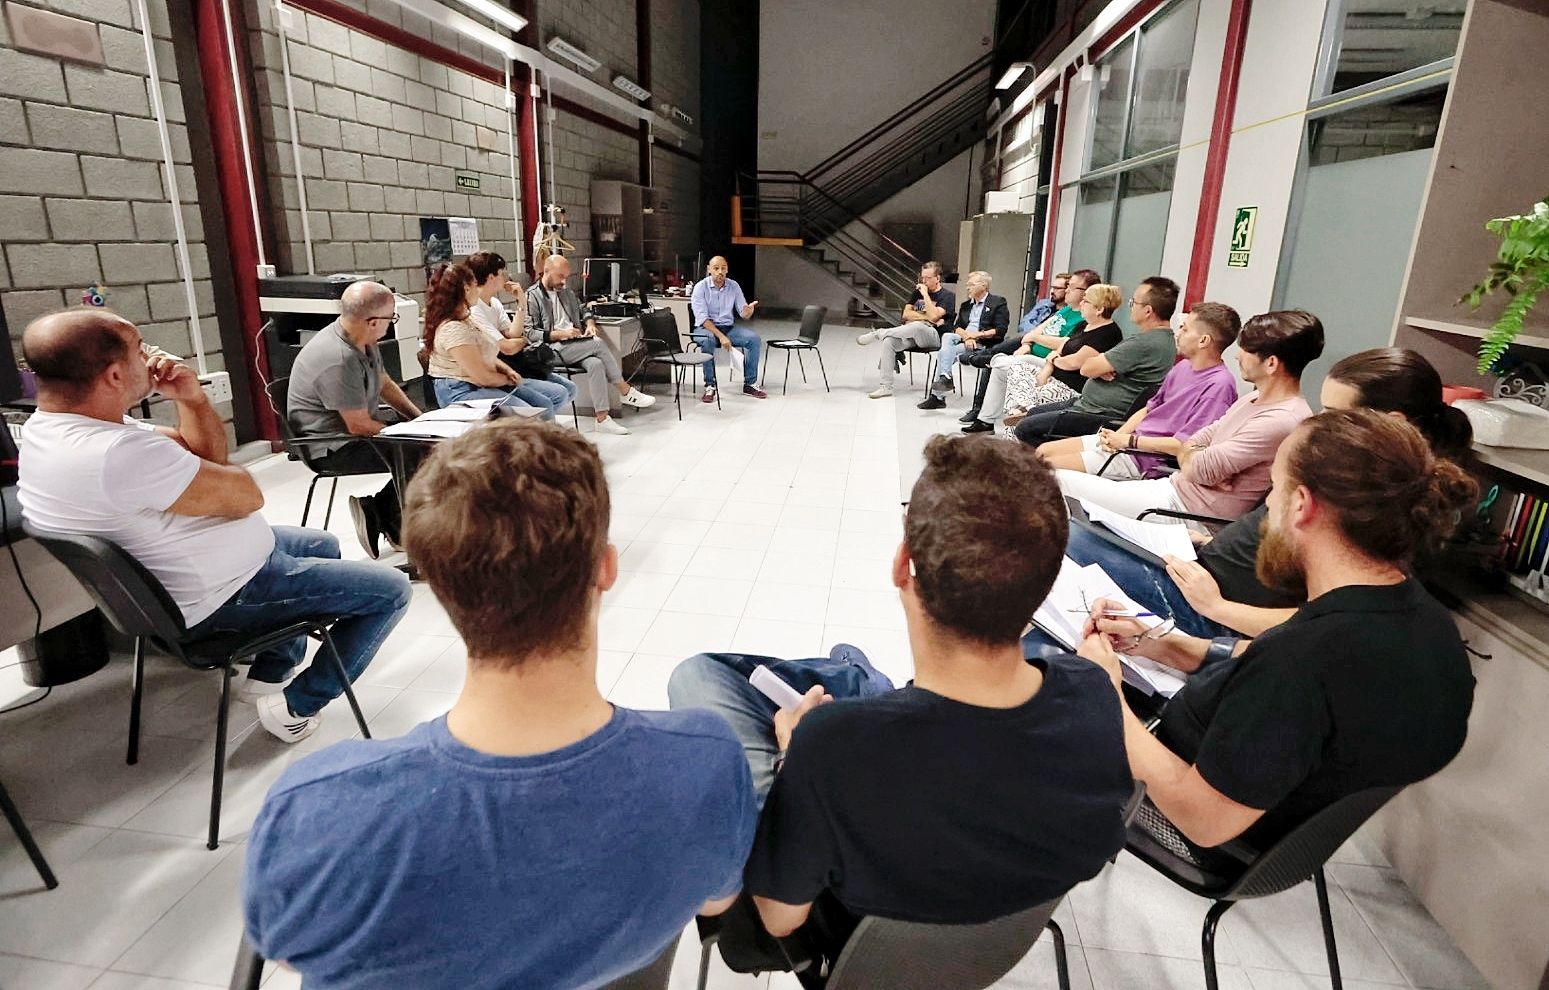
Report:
689,256,766,403
288,279,423,557
18,308,408,744
526,254,655,436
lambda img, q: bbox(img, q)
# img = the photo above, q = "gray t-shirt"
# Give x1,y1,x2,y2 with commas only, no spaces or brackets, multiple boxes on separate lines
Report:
1074,327,1177,417
287,320,384,454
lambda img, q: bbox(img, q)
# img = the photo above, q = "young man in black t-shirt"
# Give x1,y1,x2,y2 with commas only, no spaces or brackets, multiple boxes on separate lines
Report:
668,435,1134,972
1079,410,1476,851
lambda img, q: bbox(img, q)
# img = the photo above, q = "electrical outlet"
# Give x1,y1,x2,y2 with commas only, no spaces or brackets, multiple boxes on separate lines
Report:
257,264,276,279
201,371,233,405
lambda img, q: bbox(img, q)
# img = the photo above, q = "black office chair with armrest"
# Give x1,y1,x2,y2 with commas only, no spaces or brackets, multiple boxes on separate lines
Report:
1125,785,1404,990
763,305,831,393
641,307,718,419
23,526,372,850
1043,382,1163,442
265,377,392,528
229,934,677,989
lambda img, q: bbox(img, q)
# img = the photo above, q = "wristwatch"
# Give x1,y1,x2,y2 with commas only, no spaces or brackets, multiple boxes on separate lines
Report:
1204,636,1241,666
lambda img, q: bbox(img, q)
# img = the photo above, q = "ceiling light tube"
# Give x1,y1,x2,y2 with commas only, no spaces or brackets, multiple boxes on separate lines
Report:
995,61,1033,90
448,0,526,33
547,35,601,73
613,75,651,101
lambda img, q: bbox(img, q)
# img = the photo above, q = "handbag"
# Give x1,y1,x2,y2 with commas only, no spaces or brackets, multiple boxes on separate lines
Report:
507,341,558,378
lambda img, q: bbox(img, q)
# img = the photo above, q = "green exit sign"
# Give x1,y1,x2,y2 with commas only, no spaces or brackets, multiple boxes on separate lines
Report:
1227,206,1258,268
455,173,480,190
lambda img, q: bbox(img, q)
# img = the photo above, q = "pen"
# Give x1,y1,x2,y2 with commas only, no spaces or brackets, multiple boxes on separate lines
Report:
1065,609,1158,618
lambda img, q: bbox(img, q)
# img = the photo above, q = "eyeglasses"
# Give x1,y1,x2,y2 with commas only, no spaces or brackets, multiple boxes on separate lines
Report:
366,313,400,325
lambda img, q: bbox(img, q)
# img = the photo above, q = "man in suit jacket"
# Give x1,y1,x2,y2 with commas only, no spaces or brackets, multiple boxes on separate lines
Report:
919,271,1010,411
526,255,654,436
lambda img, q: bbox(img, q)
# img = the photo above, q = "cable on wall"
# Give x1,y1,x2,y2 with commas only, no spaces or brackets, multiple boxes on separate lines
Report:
275,0,317,274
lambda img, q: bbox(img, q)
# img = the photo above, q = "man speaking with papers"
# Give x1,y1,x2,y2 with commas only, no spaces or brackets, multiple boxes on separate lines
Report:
1070,410,1475,854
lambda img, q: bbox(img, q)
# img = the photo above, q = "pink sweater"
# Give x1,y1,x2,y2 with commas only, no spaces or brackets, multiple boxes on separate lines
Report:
1172,391,1312,519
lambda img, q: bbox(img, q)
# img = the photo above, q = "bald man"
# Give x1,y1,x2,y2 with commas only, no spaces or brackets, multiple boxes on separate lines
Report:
18,308,409,744
288,280,423,558
689,256,766,402
526,255,654,436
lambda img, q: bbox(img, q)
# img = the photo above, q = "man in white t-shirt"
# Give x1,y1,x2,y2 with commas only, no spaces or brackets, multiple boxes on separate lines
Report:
18,309,411,743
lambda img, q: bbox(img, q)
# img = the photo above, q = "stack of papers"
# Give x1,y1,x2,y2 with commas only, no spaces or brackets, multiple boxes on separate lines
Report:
380,419,475,440
1030,557,1188,698
1082,501,1197,561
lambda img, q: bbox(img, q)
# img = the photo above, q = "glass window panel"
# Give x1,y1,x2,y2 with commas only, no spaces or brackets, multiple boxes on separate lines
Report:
1087,38,1134,171
1069,176,1118,277
1279,93,1443,401
1326,0,1465,94
1307,87,1446,167
1126,0,1199,158
1109,161,1176,335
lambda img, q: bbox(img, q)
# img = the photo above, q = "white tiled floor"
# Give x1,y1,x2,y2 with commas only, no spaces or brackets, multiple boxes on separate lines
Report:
0,319,1489,989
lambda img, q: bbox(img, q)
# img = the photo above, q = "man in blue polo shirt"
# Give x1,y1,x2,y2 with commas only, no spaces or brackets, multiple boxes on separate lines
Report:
689,256,768,403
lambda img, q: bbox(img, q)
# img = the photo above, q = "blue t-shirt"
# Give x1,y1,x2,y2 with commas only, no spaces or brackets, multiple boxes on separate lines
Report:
243,708,756,990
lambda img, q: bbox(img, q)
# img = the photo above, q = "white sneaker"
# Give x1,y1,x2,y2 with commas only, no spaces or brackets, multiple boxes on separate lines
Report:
237,668,287,704
620,388,656,408
595,417,630,436
856,330,879,345
868,385,893,399
256,693,319,744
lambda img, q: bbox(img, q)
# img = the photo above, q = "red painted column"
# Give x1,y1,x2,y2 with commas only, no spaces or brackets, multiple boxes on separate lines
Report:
1185,0,1254,308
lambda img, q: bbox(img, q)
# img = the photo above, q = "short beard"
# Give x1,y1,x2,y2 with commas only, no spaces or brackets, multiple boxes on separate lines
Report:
1255,515,1308,600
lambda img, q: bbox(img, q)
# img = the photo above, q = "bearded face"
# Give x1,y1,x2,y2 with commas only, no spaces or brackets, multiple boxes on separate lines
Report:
1255,504,1308,599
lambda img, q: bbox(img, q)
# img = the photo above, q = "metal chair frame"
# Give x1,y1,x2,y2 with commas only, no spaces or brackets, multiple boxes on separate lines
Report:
641,308,720,419
264,377,392,529
763,305,831,394
0,776,56,889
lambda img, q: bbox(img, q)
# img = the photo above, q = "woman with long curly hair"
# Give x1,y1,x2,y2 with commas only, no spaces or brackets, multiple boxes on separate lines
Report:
464,251,577,419
422,262,542,416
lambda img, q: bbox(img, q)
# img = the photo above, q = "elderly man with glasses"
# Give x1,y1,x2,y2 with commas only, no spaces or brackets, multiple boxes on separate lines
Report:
287,279,424,557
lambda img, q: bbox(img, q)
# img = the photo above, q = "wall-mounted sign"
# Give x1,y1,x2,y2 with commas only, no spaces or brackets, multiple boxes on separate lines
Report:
5,5,104,64
455,173,481,190
1227,206,1258,268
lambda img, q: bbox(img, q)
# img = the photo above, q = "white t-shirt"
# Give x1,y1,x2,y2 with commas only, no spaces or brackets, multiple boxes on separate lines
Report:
468,297,512,338
18,412,274,626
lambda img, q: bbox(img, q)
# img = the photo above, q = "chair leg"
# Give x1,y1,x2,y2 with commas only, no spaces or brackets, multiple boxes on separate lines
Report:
301,476,319,528
672,364,683,421
695,938,714,990
1046,919,1071,990
0,778,58,889
783,350,792,395
127,636,145,765
319,627,371,739
795,349,808,384
322,477,339,528
814,349,830,392
1315,869,1344,990
1202,900,1234,990
209,665,234,850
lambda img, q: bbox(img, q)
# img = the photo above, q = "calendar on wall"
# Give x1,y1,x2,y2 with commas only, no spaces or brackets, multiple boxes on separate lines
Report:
447,217,480,256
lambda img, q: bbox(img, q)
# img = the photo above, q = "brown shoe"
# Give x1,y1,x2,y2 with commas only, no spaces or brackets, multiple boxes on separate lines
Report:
1003,412,1027,429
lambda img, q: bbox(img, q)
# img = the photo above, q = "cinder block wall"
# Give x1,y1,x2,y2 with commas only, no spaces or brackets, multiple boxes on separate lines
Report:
649,0,701,274
244,0,520,300
0,0,223,381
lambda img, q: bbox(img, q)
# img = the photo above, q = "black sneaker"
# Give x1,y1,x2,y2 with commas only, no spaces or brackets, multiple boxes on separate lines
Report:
958,408,981,424
933,375,954,393
961,419,994,433
348,495,381,560
917,395,946,410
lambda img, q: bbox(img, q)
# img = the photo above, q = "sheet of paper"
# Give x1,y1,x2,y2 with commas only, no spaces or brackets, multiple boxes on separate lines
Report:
1119,654,1188,698
1030,556,1089,648
1031,560,1186,698
380,419,476,440
1081,501,1198,561
414,405,490,423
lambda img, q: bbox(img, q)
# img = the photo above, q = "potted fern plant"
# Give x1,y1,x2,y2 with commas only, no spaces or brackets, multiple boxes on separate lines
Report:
1462,196,1549,375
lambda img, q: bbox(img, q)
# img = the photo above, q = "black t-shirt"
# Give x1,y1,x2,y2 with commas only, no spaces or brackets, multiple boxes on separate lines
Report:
1198,505,1302,609
743,655,1133,948
1051,322,1123,391
907,287,956,327
1158,579,1474,849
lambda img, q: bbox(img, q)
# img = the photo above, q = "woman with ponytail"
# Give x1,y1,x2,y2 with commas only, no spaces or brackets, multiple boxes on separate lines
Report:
1058,347,1479,639
423,262,542,416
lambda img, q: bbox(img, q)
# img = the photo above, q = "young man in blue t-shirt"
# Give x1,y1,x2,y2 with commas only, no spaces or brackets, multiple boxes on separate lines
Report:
243,421,757,990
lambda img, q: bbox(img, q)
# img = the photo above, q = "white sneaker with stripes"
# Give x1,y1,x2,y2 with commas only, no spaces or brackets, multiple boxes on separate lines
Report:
257,693,320,744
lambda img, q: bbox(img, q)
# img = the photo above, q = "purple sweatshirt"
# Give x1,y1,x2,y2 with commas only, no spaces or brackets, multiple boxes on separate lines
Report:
1133,360,1240,474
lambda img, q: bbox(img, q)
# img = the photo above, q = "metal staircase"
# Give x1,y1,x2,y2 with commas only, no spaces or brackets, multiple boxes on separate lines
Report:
732,52,998,321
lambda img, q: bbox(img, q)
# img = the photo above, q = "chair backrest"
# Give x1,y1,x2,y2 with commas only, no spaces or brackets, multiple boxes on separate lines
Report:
825,898,1061,990
640,307,685,355
23,524,189,653
416,345,439,410
797,304,827,343
1123,381,1162,418
1226,784,1403,900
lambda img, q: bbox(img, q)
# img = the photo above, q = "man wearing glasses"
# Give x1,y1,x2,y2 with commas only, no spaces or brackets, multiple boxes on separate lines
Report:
288,280,424,557
856,261,956,399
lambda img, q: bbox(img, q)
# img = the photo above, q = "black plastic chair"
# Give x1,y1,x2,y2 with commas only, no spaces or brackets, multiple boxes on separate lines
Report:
0,776,56,889
763,305,831,394
641,307,718,418
1125,785,1404,990
230,933,677,989
23,526,372,851
1044,382,1163,442
265,377,391,528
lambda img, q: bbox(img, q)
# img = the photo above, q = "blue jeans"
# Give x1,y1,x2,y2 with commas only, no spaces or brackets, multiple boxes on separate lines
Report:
667,648,895,804
932,333,966,396
691,324,761,387
185,527,412,716
432,378,544,418
1064,523,1225,639
514,373,576,418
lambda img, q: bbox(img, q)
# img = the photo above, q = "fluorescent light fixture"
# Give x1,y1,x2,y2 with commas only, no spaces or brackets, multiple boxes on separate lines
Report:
546,35,600,73
449,0,526,33
612,75,651,101
671,107,693,126
995,61,1033,91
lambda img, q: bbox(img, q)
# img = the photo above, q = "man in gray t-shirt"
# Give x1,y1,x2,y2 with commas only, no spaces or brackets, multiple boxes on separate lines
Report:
286,282,422,557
